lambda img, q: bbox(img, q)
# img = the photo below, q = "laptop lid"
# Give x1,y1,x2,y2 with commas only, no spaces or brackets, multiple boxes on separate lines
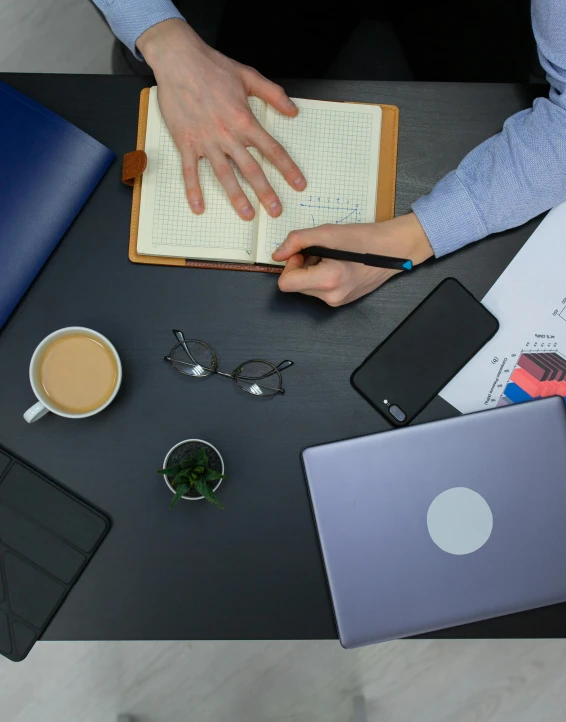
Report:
302,397,566,648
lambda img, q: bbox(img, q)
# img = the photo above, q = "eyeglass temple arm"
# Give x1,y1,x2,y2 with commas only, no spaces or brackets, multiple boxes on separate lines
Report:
240,361,295,382
276,360,294,372
231,360,293,383
164,356,284,393
169,332,293,387
172,329,200,367
248,383,285,394
163,355,216,372
244,360,293,381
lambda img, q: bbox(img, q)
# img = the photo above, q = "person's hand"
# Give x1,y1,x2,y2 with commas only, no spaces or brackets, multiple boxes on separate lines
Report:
137,19,306,220
272,213,434,306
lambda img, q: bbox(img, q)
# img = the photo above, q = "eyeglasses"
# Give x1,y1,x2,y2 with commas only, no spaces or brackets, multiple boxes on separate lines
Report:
164,330,294,397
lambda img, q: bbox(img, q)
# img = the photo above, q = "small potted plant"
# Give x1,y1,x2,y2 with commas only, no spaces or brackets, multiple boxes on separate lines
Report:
158,439,225,508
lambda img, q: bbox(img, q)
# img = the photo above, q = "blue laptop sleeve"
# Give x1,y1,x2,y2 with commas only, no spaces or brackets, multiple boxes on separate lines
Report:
0,81,115,330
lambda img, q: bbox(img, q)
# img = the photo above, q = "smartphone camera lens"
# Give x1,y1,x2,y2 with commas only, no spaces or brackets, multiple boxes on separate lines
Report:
389,405,406,423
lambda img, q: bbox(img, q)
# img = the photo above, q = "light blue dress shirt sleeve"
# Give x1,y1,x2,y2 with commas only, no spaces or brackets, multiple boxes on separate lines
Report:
412,0,566,256
91,0,185,58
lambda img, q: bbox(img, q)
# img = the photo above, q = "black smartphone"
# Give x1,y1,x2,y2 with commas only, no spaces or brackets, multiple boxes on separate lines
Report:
350,278,499,426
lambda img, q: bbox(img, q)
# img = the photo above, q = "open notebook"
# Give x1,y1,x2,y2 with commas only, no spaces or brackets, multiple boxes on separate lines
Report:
126,87,399,272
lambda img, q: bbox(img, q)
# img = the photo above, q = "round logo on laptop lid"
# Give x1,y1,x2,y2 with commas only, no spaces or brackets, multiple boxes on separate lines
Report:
427,487,493,555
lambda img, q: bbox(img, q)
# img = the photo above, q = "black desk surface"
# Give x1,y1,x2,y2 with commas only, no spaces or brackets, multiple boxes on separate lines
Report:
0,74,559,640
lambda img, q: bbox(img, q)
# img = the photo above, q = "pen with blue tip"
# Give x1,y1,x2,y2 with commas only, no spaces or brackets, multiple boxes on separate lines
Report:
301,246,413,271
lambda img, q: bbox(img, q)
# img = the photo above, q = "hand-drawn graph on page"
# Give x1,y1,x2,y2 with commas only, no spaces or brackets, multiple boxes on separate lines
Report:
262,106,380,258
300,196,362,227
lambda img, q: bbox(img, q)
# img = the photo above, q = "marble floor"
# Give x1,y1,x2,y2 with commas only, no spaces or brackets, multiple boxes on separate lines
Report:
2,638,566,722
2,2,566,722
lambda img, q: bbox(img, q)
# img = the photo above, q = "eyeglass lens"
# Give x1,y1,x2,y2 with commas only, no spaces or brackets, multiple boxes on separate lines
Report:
170,340,217,377
234,361,282,396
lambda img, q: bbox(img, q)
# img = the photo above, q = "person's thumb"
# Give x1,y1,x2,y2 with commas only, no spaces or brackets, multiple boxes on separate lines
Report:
243,68,298,117
272,226,342,261
272,230,313,261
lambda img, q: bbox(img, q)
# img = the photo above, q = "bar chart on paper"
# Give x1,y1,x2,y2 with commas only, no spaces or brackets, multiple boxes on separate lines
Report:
439,202,566,415
497,352,566,406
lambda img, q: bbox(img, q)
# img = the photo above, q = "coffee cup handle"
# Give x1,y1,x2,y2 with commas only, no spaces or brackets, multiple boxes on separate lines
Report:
24,401,50,424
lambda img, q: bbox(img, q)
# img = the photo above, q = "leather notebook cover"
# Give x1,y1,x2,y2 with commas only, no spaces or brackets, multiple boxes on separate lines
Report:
126,88,399,273
0,444,110,662
0,81,115,329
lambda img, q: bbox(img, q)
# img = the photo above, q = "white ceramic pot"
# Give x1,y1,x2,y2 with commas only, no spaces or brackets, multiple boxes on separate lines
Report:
163,439,224,502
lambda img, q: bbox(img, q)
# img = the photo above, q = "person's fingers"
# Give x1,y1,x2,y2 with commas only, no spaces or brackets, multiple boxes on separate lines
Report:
253,126,307,192
272,228,321,261
180,149,204,214
277,254,323,299
230,145,282,217
278,251,305,275
303,255,320,268
278,255,341,296
243,68,298,117
208,150,255,220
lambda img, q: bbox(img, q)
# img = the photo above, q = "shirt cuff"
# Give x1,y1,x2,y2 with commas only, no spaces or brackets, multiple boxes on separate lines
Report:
411,171,488,257
104,0,185,59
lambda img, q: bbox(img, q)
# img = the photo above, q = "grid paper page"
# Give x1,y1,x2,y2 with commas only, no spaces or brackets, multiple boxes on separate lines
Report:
137,88,264,262
256,99,382,265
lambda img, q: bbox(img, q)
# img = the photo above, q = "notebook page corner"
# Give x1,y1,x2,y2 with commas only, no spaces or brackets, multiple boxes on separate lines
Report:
255,98,382,265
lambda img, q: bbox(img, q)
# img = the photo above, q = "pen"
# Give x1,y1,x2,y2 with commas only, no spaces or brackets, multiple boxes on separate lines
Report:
301,246,413,272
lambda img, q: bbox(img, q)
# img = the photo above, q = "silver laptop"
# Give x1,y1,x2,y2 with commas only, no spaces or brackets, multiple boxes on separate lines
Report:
302,397,566,648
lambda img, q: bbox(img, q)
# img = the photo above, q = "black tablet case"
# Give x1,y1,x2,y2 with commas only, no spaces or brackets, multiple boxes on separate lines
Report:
0,444,110,662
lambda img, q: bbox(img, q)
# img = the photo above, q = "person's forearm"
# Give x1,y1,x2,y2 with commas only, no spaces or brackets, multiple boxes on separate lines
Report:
412,0,566,256
412,98,566,256
90,0,185,58
136,18,203,70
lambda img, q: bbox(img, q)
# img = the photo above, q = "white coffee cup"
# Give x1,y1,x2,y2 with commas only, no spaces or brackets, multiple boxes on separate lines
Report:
24,327,122,423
